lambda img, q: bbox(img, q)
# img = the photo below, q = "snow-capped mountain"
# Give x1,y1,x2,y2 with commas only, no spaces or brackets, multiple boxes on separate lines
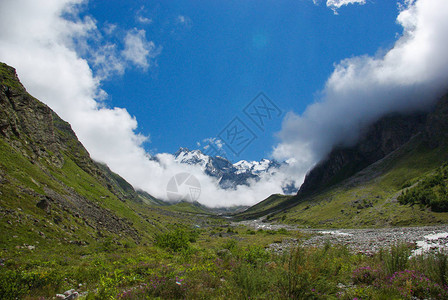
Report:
234,159,280,175
173,148,285,190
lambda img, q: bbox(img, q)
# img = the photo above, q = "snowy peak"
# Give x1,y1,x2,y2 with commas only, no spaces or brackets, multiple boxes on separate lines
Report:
174,148,210,168
173,148,285,190
234,159,280,175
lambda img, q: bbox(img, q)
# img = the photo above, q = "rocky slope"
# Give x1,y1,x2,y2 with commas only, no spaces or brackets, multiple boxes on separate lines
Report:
0,62,166,247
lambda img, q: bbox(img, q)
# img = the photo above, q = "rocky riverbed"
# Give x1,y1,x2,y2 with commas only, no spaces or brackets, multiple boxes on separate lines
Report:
234,219,448,255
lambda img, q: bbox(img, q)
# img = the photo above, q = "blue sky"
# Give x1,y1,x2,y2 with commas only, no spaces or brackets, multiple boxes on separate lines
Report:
84,0,400,162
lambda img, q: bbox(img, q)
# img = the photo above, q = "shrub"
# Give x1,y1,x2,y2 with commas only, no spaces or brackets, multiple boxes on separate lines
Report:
352,266,380,285
95,270,123,300
232,263,271,298
398,164,448,211
277,228,288,235
242,245,270,266
389,270,448,299
117,275,187,299
0,270,29,299
0,268,62,299
154,228,195,252
383,243,410,275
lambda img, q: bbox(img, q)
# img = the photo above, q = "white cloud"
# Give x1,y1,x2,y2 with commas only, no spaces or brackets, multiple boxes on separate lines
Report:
136,6,152,25
327,0,366,9
314,0,366,14
177,15,192,26
137,16,152,25
274,0,448,187
91,44,126,79
122,29,160,70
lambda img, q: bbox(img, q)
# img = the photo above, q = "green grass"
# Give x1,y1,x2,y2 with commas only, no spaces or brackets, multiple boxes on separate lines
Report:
235,194,295,220
161,201,213,215
2,226,448,299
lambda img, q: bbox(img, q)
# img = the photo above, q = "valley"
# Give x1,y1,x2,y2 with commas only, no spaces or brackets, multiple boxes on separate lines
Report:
2,58,448,299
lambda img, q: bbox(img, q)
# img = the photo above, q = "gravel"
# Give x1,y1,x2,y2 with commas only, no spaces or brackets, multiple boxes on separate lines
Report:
233,219,448,255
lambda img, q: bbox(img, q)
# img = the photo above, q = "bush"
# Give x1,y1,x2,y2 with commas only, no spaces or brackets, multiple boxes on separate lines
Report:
154,228,197,252
383,243,411,275
95,270,123,300
0,268,62,299
398,164,448,211
232,263,271,298
389,270,448,299
277,228,288,235
0,270,29,299
352,266,381,285
242,245,270,266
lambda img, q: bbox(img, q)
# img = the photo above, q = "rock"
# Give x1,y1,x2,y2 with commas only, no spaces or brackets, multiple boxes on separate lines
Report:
217,249,231,258
57,289,79,300
53,215,62,224
36,198,50,211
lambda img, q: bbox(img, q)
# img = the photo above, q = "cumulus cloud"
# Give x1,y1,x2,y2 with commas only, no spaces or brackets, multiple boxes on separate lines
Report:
327,0,366,13
0,0,290,207
273,0,448,186
313,0,366,14
122,29,161,70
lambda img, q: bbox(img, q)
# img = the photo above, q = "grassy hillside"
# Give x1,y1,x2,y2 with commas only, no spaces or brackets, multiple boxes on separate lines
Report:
234,194,295,220
264,135,448,227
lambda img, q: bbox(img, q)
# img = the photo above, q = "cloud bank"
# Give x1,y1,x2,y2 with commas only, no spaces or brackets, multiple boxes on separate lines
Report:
0,0,292,207
273,0,448,185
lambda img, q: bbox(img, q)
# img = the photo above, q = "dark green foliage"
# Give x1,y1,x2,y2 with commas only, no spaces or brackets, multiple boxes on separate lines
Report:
0,268,63,299
154,228,198,252
398,163,448,211
381,243,411,274
242,245,270,266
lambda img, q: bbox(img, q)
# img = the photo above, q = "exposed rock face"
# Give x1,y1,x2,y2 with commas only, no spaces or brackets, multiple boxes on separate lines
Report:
425,93,448,147
0,65,65,167
298,112,429,196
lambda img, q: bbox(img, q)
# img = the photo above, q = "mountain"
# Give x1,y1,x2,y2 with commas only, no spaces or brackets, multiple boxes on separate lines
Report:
297,112,427,196
173,147,286,190
0,62,206,252
237,92,448,226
